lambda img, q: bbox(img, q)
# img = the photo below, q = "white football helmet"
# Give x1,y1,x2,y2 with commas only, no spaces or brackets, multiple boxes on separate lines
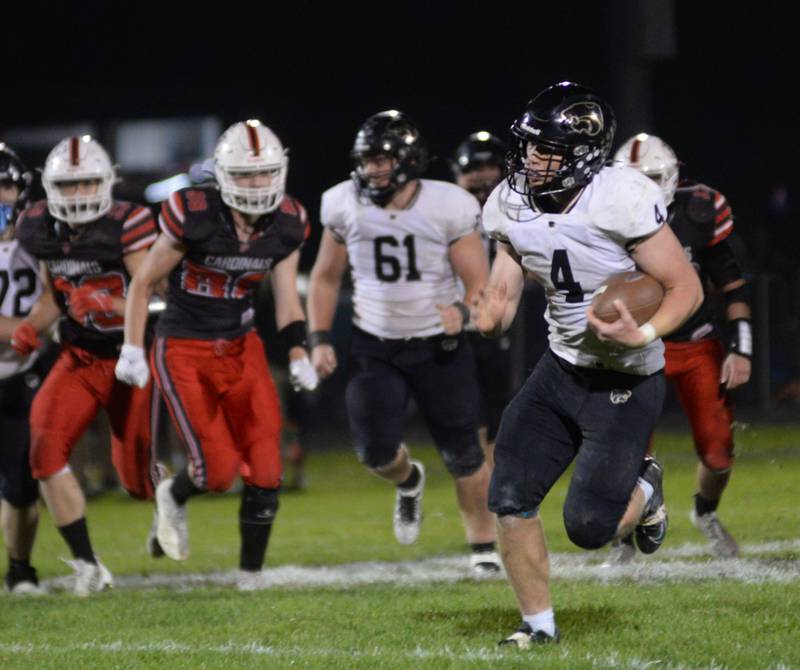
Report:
42,136,116,224
214,120,288,215
614,133,679,206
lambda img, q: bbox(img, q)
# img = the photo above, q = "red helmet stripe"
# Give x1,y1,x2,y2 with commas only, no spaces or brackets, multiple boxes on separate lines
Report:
70,137,80,166
246,124,261,156
629,138,641,164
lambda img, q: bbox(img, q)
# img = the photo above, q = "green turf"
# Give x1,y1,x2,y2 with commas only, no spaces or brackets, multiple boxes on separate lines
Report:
1,423,799,669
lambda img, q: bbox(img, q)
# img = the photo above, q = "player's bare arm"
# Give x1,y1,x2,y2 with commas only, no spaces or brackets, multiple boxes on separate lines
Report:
270,248,308,362
124,234,186,348
587,225,703,347
474,243,525,337
307,228,348,378
438,230,489,334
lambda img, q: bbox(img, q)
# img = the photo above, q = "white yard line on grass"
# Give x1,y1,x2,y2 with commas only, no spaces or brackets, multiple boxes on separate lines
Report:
39,538,800,593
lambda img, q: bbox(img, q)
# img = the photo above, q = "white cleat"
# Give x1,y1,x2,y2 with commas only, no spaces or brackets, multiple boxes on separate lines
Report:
146,509,165,558
8,580,46,596
236,570,267,592
690,510,739,558
393,461,425,545
469,550,502,578
66,558,113,597
156,478,189,561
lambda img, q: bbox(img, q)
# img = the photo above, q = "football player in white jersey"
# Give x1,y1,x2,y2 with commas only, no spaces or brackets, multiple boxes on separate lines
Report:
307,110,500,575
0,144,49,594
475,82,703,646
450,131,516,468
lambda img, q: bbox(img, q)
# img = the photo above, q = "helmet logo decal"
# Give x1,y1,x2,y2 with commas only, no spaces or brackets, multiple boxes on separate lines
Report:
246,124,261,157
561,102,603,136
70,137,80,166
519,122,541,136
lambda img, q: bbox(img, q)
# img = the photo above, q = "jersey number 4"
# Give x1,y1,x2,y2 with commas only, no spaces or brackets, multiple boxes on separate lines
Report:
551,249,584,303
373,235,421,282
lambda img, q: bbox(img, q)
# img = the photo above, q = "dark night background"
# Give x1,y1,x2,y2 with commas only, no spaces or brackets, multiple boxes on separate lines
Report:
3,0,798,413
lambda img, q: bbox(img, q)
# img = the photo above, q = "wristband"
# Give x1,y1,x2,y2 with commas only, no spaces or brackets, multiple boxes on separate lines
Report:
638,322,657,346
279,320,308,350
452,301,470,326
307,330,332,350
728,318,753,358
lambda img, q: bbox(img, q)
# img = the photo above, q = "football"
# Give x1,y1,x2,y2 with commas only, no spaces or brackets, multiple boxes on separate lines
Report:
590,271,664,325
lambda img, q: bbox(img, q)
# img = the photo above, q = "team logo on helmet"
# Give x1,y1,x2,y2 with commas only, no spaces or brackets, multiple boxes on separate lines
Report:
561,102,604,136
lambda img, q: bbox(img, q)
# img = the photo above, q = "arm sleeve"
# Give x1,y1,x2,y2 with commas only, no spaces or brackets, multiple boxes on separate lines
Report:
320,187,347,243
121,205,158,254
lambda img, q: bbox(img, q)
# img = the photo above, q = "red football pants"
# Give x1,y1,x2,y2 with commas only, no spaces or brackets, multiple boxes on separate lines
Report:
663,339,734,471
30,344,159,499
151,331,282,492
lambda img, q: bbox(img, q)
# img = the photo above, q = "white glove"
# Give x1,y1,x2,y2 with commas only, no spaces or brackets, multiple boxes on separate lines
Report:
289,355,319,392
115,344,150,388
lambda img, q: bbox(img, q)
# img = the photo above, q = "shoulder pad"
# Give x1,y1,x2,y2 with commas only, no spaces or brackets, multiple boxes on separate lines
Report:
15,201,50,252
677,184,716,225
108,200,137,222
276,195,311,246
172,186,221,243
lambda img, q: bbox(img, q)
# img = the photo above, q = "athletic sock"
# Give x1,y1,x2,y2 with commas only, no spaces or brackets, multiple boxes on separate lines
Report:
398,463,421,490
471,541,496,554
522,608,556,637
57,517,96,563
239,521,274,572
171,468,202,505
637,477,654,506
694,493,720,516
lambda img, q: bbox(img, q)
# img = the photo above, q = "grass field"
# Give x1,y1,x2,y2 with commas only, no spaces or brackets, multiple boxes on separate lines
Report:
2,422,799,669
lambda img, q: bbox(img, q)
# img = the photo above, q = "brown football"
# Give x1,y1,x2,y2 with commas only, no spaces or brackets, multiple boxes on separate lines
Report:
591,271,664,325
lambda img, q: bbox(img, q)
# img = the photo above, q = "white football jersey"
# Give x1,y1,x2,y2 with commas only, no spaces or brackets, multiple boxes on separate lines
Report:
483,165,667,375
321,179,481,338
0,239,43,378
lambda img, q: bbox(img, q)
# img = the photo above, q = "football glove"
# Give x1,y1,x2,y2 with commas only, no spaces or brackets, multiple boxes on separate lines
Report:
115,344,150,388
10,322,41,355
288,355,319,392
70,286,114,320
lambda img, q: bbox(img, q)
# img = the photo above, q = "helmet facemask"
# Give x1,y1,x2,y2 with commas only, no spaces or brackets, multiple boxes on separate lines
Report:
214,120,289,216
42,137,115,225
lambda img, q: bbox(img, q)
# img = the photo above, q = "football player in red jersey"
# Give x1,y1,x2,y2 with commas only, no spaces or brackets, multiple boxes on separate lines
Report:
116,120,318,591
11,136,161,595
609,134,750,561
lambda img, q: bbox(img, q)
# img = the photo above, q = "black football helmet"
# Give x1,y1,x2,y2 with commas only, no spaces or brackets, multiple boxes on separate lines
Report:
451,131,507,176
506,81,616,197
0,143,32,232
350,110,429,206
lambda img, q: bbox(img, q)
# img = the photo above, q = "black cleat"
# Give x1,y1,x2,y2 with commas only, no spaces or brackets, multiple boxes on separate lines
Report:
499,623,560,648
635,456,668,554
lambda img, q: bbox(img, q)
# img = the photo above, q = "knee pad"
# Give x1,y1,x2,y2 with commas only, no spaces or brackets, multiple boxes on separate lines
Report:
240,485,279,525
440,440,485,478
563,503,618,550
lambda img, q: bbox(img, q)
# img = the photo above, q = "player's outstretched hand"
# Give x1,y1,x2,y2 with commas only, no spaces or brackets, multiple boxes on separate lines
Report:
720,352,751,390
289,355,319,392
311,344,337,380
115,344,150,388
473,282,507,337
586,299,651,348
10,321,41,355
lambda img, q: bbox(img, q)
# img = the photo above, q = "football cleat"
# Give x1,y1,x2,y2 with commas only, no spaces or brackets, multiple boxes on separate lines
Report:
690,510,739,558
634,457,668,554
499,623,560,648
393,461,425,545
469,550,502,578
156,478,190,561
602,533,636,566
146,509,165,558
5,563,44,596
66,558,113,597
